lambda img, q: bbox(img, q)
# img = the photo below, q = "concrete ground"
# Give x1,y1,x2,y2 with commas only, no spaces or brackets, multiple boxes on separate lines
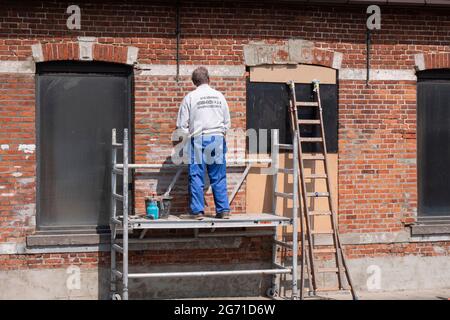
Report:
193,288,450,300
321,288,450,300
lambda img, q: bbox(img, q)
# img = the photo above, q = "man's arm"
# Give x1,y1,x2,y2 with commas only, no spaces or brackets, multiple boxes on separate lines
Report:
222,95,231,133
176,95,190,135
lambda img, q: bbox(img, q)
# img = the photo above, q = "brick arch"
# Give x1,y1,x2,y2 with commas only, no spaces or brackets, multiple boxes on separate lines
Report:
415,52,450,71
244,40,343,70
308,48,342,69
31,39,139,65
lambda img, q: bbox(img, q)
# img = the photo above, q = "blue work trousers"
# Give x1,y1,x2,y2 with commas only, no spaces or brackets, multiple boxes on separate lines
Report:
188,135,230,214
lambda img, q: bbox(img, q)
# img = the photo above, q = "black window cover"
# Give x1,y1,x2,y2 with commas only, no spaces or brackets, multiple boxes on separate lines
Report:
36,61,132,230
246,80,338,153
417,69,450,221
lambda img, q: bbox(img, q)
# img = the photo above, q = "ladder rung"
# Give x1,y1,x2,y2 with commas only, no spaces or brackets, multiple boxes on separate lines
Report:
113,193,124,201
308,211,332,216
112,244,123,253
275,143,293,150
315,287,343,292
313,248,336,254
311,229,334,235
296,102,319,107
113,168,123,175
273,262,290,270
112,143,123,148
300,137,323,142
273,239,293,249
317,267,339,273
306,192,330,198
110,217,122,225
298,119,321,125
112,269,123,279
278,167,294,174
304,174,327,179
274,192,294,199
302,154,325,160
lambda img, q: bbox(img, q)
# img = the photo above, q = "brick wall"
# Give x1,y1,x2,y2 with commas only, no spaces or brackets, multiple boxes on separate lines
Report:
0,235,272,270
133,75,247,215
0,0,449,286
0,74,35,245
338,80,417,233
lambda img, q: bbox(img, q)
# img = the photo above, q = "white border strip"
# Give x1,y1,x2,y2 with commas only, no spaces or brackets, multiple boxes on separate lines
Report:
138,64,245,77
0,60,418,81
0,61,35,74
339,68,417,81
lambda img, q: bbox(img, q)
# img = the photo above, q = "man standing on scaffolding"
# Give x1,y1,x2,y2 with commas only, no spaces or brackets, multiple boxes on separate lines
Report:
176,66,231,219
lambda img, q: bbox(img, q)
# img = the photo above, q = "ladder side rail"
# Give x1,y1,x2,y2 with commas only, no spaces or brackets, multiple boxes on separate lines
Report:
112,129,118,222
335,229,359,299
314,83,345,289
315,82,357,299
110,129,118,297
295,133,307,300
291,135,299,299
122,129,129,300
270,129,280,297
295,109,318,295
271,130,279,216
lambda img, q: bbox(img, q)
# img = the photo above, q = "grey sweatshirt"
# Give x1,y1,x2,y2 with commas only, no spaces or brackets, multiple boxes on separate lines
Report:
176,84,231,136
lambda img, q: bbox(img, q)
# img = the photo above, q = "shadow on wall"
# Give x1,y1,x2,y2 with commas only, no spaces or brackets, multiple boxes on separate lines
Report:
133,154,247,216
96,252,273,299
132,155,190,216
110,264,271,299
98,266,111,300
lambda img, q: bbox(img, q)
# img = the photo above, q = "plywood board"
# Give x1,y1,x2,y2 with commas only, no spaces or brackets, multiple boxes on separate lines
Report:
250,64,337,84
246,153,338,234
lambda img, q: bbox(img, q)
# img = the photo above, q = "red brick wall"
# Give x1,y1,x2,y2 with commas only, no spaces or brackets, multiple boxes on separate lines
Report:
345,241,450,259
133,75,247,215
338,80,417,233
0,0,449,273
0,236,272,270
0,74,35,244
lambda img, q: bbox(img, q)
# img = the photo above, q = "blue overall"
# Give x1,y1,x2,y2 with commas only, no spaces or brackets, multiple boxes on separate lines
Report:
188,135,230,215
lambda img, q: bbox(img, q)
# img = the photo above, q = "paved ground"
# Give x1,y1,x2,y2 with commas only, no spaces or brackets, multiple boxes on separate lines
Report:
193,288,450,300
323,288,450,300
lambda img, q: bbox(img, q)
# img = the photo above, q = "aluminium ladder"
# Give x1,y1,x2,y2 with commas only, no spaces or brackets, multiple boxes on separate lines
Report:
287,80,358,300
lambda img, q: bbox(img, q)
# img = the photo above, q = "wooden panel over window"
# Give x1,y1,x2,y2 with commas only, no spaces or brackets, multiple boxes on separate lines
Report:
249,64,336,84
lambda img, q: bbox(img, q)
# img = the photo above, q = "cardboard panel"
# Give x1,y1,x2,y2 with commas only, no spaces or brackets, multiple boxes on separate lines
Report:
246,153,338,234
250,64,337,84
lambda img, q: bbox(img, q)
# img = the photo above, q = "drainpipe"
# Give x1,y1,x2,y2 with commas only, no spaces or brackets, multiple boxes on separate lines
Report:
175,0,181,82
366,27,371,86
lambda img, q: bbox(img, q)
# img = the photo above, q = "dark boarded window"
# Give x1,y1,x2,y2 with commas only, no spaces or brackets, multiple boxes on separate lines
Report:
246,80,338,153
417,69,450,222
36,61,132,230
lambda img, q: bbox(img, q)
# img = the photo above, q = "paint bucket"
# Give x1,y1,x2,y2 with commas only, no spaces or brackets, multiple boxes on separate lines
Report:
159,195,172,218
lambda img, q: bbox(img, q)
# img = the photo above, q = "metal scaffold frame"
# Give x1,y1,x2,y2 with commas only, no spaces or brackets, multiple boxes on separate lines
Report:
109,128,301,300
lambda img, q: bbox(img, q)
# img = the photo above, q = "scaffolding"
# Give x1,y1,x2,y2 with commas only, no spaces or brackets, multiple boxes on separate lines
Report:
110,128,300,300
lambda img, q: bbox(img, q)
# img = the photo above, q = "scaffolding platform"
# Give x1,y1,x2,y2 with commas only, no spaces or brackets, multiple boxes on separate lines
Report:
123,213,292,230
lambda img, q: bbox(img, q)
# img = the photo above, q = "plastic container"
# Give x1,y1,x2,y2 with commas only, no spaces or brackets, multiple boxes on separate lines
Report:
146,198,159,220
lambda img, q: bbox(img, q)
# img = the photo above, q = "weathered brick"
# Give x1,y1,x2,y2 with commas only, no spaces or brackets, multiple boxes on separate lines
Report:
0,0,449,272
